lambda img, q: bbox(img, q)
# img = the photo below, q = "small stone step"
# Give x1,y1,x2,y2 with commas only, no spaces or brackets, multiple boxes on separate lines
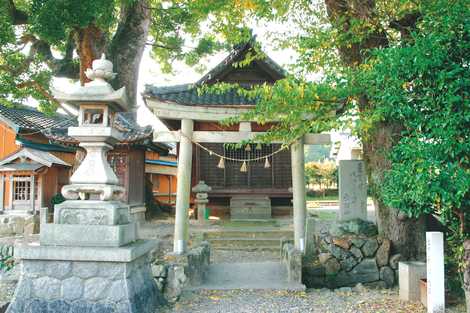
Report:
203,230,294,240
189,262,305,291
209,238,281,251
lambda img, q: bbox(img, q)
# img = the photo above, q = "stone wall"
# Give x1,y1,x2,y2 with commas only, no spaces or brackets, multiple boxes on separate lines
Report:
0,215,39,237
150,242,210,302
281,241,302,284
303,219,400,289
7,255,162,313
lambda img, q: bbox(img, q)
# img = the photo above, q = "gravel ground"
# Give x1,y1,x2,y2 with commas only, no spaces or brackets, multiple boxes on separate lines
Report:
161,288,466,313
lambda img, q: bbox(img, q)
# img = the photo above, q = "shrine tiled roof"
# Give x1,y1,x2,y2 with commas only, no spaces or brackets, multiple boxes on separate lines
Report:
144,38,285,107
0,104,75,132
144,84,257,106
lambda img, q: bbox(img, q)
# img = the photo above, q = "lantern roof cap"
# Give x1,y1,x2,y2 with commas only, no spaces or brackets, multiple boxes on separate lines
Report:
53,54,129,111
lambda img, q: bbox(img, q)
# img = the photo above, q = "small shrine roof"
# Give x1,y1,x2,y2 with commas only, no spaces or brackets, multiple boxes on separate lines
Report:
144,38,285,107
144,84,257,106
0,147,70,168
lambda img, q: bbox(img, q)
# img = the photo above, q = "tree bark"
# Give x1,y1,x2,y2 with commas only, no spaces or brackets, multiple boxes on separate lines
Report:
109,0,151,111
74,24,107,85
324,0,426,259
464,239,470,313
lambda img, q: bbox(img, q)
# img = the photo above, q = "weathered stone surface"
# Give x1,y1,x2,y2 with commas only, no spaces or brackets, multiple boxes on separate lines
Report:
33,277,61,300
108,279,127,302
324,258,341,275
330,219,378,237
318,253,332,264
61,277,83,300
350,238,366,248
398,261,426,302
84,277,110,301
340,256,358,272
164,265,187,302
379,266,395,288
362,239,379,257
333,238,351,250
350,246,363,260
389,253,401,270
45,261,72,279
376,239,391,267
9,217,25,234
330,245,349,260
98,263,123,279
151,264,167,278
348,258,379,284
338,160,367,221
73,262,98,279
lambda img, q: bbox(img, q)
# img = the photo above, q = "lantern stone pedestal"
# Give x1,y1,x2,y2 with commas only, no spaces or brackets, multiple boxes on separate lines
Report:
7,241,161,313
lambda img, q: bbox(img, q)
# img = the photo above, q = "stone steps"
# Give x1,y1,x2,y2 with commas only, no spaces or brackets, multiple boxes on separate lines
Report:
203,230,293,239
189,262,305,291
203,230,293,251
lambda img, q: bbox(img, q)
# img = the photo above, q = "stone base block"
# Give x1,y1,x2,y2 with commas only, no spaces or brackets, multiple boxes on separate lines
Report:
7,241,163,313
40,223,136,247
398,261,426,301
54,200,130,225
230,195,271,220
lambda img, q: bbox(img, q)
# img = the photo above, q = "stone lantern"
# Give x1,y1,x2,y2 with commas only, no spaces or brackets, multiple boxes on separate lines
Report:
7,55,160,313
192,181,212,223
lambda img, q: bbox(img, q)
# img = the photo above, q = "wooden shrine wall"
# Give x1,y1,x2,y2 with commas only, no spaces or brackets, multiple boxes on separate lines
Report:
197,143,292,192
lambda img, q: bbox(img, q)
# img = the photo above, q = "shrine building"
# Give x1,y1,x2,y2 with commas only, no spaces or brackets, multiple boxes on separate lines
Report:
144,40,330,253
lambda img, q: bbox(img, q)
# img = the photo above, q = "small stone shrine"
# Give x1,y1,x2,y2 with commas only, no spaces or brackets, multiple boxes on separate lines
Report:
7,55,160,313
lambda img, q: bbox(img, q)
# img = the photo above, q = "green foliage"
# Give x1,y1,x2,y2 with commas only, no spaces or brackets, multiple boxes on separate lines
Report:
305,161,337,191
360,0,470,236
30,0,117,44
0,245,14,272
51,193,65,206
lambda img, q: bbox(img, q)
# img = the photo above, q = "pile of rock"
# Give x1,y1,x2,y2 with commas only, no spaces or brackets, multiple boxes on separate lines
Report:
150,242,210,302
303,219,401,289
0,214,39,237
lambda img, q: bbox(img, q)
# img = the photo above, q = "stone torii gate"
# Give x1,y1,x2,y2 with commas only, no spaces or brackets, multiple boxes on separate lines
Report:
146,99,331,254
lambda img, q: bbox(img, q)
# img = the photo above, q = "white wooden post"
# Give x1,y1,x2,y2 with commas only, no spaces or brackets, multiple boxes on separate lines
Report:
38,175,44,208
291,138,306,252
8,175,13,210
426,232,445,313
173,118,194,254
30,175,35,212
0,175,4,211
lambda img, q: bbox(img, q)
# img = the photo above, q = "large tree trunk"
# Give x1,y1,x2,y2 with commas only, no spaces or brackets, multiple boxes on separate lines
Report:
464,240,470,313
324,0,426,259
109,0,151,110
363,122,426,259
74,24,107,85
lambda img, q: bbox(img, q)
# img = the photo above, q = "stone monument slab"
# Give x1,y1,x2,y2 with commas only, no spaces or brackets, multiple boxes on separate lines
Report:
338,160,367,221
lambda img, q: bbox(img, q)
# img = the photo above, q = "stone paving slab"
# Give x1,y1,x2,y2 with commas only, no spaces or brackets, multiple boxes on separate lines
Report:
190,262,305,291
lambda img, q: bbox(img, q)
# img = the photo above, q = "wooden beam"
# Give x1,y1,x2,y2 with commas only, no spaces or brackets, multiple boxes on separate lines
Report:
153,130,331,145
146,98,250,121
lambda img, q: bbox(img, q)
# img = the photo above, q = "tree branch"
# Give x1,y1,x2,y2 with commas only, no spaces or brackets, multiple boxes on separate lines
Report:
8,0,28,25
17,80,74,116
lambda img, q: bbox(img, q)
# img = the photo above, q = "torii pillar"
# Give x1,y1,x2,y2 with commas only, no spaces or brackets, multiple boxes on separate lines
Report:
291,138,306,252
173,118,194,254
